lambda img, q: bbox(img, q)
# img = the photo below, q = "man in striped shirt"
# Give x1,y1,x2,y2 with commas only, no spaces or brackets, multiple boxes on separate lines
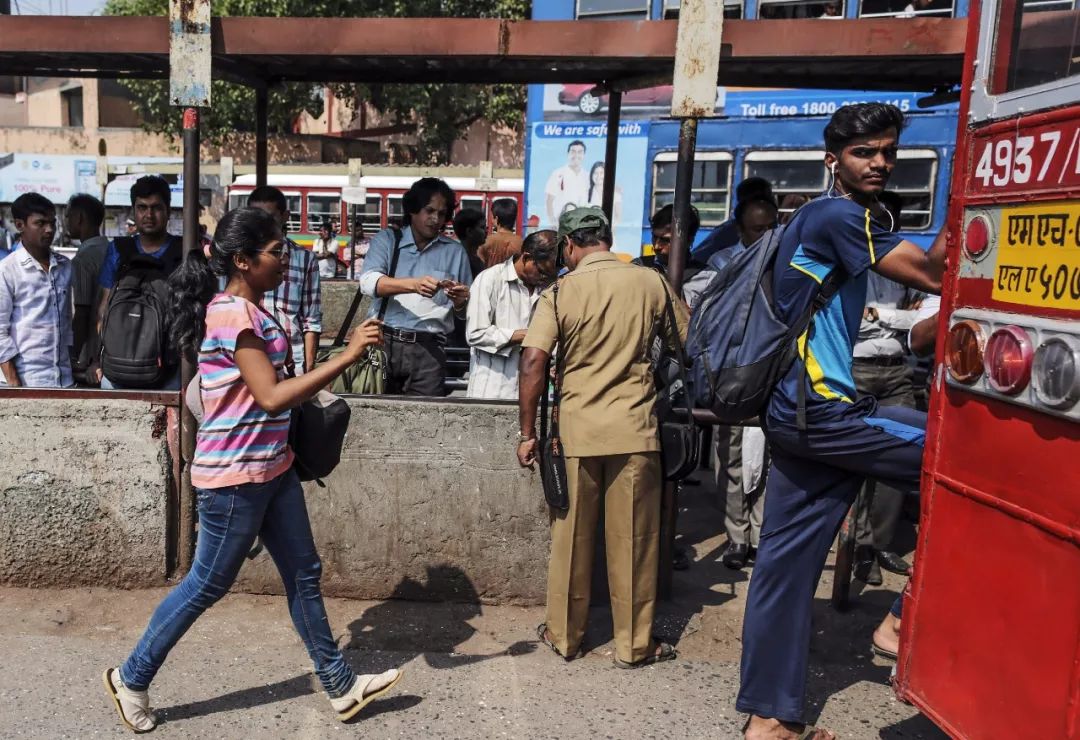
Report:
247,186,323,374
465,230,558,400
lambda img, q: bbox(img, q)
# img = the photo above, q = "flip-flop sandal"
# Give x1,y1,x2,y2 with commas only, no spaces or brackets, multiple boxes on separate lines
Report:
102,668,155,734
871,641,898,660
336,669,404,723
613,639,677,669
535,623,581,661
740,717,835,740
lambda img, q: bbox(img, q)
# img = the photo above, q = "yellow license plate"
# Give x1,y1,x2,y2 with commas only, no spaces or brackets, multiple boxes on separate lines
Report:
993,201,1080,311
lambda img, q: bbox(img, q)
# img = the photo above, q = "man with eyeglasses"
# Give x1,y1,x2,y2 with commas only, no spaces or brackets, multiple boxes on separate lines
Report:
88,175,182,389
247,186,323,375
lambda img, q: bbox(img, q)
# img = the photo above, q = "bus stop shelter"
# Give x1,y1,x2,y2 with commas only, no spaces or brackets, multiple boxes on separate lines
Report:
0,12,966,580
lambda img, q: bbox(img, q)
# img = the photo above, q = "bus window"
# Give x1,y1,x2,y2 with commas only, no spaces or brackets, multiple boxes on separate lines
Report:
744,154,827,218
460,195,486,217
283,193,302,234
575,0,649,20
757,0,844,19
228,193,246,212
306,193,341,232
991,0,1080,93
387,195,404,228
349,195,383,236
663,0,743,19
652,151,732,227
745,150,937,230
859,0,954,17
888,152,938,230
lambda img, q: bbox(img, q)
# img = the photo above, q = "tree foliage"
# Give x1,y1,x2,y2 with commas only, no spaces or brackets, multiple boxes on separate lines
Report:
105,0,528,163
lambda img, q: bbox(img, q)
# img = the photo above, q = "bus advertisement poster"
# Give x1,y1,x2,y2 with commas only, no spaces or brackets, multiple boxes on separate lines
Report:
526,121,650,257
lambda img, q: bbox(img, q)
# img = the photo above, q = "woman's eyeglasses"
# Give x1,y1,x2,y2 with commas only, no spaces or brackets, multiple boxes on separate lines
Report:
261,243,290,261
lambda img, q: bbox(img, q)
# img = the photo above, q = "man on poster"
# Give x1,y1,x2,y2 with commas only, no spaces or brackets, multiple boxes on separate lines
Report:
544,140,591,225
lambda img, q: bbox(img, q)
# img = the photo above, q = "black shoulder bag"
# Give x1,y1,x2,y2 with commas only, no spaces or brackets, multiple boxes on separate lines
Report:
654,276,702,481
538,282,570,511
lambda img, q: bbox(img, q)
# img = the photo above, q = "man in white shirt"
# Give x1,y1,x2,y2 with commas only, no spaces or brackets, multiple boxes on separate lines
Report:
466,230,558,400
314,224,338,279
545,140,591,225
0,193,73,388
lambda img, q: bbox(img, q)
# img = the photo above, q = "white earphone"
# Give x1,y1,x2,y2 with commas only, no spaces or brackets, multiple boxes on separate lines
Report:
830,162,837,175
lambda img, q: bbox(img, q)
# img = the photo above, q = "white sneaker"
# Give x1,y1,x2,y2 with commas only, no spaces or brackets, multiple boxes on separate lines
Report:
329,668,403,722
103,667,157,733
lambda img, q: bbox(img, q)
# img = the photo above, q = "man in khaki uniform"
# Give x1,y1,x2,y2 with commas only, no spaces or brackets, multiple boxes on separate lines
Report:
517,206,688,668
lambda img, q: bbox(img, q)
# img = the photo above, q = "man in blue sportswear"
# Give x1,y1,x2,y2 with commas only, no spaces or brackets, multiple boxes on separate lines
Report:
738,103,946,740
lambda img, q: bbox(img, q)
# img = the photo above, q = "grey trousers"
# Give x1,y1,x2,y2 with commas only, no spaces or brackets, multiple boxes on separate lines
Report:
715,425,766,547
853,361,916,550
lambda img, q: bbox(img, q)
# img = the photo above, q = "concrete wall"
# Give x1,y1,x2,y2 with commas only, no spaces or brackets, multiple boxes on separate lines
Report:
0,395,548,604
320,280,371,340
0,398,173,589
235,397,548,604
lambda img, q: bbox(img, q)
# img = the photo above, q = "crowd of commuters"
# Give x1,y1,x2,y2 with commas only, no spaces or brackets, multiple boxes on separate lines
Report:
0,102,942,740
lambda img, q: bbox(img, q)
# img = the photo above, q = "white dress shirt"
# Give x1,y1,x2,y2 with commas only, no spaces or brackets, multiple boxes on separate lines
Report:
854,272,923,358
0,248,73,387
465,257,540,400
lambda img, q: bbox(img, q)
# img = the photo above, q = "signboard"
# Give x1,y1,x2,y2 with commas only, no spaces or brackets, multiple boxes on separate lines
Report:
968,111,1080,198
993,201,1080,310
169,0,211,107
526,121,650,256
0,154,97,204
671,0,723,118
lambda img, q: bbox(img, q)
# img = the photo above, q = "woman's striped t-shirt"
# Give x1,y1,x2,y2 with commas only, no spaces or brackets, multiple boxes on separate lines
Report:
191,293,295,489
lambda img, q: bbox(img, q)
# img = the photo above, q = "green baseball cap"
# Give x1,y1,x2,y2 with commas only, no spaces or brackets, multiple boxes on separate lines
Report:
557,206,610,240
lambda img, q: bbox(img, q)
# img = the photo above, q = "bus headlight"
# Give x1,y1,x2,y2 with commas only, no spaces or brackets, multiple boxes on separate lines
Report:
946,319,986,384
1032,336,1080,410
984,325,1033,396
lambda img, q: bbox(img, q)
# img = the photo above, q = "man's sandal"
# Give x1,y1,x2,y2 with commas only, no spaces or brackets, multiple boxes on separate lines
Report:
741,717,836,740
613,640,677,669
535,623,582,661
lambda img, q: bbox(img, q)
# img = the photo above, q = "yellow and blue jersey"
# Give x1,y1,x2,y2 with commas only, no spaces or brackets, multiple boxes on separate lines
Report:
768,195,902,426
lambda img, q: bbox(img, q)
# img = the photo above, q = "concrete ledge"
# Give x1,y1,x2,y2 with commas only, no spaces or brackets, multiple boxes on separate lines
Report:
0,398,173,589
236,396,549,605
320,280,370,340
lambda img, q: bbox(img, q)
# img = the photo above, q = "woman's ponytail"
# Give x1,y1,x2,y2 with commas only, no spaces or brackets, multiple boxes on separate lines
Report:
168,249,217,359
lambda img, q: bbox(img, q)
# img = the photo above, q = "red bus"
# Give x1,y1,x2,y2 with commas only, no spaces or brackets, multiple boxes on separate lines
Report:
896,0,1080,737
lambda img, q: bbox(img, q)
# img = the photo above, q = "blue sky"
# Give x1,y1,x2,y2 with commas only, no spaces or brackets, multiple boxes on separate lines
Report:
12,0,106,14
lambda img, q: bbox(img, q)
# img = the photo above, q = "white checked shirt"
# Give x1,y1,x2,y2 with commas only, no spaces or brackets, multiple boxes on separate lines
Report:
466,257,540,400
0,249,73,387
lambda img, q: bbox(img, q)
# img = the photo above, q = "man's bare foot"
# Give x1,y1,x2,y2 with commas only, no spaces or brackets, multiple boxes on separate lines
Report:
744,715,836,740
872,613,901,657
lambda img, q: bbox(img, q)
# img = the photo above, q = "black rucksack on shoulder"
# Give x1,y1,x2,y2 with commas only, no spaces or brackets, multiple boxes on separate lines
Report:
100,237,183,388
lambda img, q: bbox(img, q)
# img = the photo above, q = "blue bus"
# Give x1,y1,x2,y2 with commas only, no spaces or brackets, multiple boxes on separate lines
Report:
523,0,966,257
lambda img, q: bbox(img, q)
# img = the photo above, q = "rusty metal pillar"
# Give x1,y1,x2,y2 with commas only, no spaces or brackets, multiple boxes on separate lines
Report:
256,86,268,188
667,119,698,294
601,89,622,224
658,0,725,600
177,107,201,574
171,0,211,576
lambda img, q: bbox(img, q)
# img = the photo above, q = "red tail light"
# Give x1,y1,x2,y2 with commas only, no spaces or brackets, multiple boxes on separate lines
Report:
946,320,985,383
964,215,991,261
984,325,1033,395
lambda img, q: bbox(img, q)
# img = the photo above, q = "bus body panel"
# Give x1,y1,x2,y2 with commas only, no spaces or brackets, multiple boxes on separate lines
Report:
897,1,1080,735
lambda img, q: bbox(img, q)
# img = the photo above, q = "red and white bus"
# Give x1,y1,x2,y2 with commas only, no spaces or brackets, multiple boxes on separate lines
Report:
227,173,524,250
896,0,1080,737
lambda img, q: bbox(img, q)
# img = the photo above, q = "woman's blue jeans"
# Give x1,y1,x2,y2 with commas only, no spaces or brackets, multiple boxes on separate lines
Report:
120,468,356,697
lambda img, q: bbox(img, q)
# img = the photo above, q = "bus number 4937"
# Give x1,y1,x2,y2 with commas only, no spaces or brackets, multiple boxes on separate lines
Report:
973,129,1078,189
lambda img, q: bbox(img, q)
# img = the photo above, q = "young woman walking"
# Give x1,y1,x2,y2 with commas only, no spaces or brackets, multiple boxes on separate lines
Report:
104,207,401,732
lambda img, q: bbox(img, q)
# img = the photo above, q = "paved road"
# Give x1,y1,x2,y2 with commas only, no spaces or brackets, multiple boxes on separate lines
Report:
0,485,947,739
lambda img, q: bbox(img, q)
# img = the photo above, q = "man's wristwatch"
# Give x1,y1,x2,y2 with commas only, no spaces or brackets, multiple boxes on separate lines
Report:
517,432,536,444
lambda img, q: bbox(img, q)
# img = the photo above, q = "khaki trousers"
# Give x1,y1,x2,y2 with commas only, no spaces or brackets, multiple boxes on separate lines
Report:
545,452,661,664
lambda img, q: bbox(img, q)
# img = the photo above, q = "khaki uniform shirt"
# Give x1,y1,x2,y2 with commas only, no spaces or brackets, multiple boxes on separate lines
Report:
522,251,689,457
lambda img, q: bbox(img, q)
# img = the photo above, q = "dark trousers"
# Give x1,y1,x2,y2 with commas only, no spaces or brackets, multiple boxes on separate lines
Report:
384,332,447,397
852,361,916,551
736,404,925,722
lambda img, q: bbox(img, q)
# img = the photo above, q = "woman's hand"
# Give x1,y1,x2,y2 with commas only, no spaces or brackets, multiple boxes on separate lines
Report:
346,318,384,360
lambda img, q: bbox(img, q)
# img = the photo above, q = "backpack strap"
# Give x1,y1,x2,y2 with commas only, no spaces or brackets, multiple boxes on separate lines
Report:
794,267,846,432
113,236,139,267
541,280,565,443
158,237,183,274
657,272,693,427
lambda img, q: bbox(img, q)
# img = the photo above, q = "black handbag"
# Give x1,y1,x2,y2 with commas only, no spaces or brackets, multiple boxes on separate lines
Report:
653,277,701,481
289,390,352,485
538,282,570,511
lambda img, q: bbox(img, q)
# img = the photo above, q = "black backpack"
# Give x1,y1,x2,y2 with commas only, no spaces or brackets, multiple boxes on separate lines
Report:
100,236,183,388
